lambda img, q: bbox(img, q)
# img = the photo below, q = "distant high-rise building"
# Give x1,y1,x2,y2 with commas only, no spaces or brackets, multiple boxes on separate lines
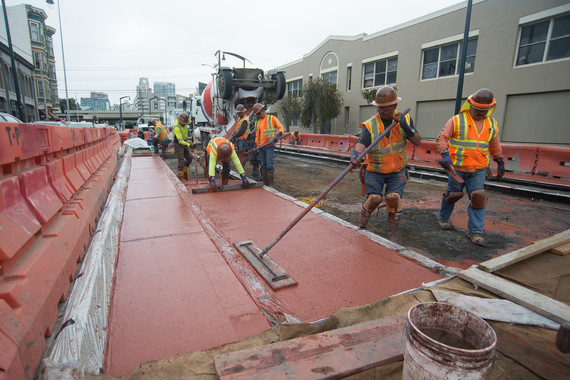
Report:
80,92,110,111
154,82,175,97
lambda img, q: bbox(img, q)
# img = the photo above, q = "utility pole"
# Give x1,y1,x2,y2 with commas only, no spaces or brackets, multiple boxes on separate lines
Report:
455,0,473,114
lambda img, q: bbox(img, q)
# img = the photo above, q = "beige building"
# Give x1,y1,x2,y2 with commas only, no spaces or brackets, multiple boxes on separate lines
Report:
275,0,570,145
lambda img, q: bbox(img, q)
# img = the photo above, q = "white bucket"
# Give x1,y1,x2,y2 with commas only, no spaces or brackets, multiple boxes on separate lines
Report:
402,302,497,380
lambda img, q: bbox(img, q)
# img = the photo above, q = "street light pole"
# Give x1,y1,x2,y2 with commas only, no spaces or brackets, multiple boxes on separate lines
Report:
46,0,70,122
119,95,130,130
2,0,26,121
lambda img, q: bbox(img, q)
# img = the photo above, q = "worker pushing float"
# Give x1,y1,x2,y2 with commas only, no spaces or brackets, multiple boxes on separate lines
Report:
205,137,249,192
350,86,421,233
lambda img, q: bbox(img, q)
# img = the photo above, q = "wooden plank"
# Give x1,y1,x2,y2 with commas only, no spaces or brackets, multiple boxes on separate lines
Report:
214,314,406,379
458,266,570,325
192,181,263,194
478,229,570,272
550,241,570,255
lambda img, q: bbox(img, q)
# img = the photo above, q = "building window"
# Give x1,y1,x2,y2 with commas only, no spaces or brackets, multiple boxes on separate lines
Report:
287,79,302,97
516,14,570,66
346,66,352,91
363,57,398,88
30,22,40,42
321,71,337,84
34,52,42,69
421,38,477,80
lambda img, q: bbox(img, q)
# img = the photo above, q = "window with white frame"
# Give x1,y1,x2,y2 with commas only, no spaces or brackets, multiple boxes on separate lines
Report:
34,52,41,69
30,22,40,42
362,57,398,88
287,79,302,97
421,38,478,80
516,13,570,66
321,71,337,84
346,66,352,91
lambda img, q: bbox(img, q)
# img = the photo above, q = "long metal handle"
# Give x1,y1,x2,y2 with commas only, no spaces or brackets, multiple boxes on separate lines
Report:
259,108,410,257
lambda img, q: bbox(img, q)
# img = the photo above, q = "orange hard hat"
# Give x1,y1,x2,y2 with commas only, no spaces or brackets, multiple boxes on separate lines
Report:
372,86,401,106
252,103,264,115
468,88,496,110
177,112,189,124
217,142,232,161
236,104,246,114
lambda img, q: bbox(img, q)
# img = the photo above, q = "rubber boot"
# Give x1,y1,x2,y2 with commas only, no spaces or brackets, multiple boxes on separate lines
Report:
222,173,229,185
252,169,260,182
182,166,190,180
387,212,401,239
261,169,269,186
359,207,371,229
267,171,274,187
177,168,184,181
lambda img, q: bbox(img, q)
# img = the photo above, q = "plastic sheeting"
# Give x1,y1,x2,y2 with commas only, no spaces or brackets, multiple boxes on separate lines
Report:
123,137,150,149
41,149,132,377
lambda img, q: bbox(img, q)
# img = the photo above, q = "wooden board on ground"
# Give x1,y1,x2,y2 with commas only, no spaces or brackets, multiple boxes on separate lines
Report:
478,229,570,272
192,182,263,194
550,241,570,255
214,314,406,379
458,266,569,325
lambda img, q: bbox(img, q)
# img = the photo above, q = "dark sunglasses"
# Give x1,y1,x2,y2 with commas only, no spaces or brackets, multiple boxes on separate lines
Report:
256,110,263,116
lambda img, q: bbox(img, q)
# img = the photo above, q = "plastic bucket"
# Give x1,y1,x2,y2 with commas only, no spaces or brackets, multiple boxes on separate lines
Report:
402,302,497,380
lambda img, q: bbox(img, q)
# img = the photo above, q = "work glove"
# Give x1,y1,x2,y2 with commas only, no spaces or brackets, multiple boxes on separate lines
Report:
272,131,283,144
399,114,416,137
208,176,217,192
240,173,250,188
494,157,505,179
350,149,363,170
440,150,453,170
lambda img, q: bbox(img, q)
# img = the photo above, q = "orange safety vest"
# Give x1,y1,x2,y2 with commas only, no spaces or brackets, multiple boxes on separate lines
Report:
154,122,167,140
362,111,410,173
236,116,250,140
449,112,498,169
206,137,235,161
255,115,283,146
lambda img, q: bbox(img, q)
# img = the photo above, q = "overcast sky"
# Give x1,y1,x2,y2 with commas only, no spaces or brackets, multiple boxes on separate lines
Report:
6,0,464,105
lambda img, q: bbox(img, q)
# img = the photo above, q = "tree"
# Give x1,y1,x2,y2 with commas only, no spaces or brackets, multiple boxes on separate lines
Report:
300,79,343,134
59,98,81,111
278,95,302,132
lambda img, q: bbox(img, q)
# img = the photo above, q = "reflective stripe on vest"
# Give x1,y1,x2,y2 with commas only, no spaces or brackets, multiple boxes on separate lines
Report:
173,121,188,143
155,124,167,139
206,137,234,159
236,116,250,140
262,116,277,139
449,113,497,169
364,112,409,173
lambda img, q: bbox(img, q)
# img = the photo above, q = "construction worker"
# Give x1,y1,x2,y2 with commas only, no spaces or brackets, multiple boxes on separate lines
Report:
253,103,285,187
205,137,249,191
229,104,250,165
172,112,194,180
350,86,422,232
246,125,261,181
436,88,505,247
152,119,168,158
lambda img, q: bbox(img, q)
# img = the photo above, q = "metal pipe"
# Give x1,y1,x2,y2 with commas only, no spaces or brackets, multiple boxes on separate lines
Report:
454,0,473,114
259,108,410,257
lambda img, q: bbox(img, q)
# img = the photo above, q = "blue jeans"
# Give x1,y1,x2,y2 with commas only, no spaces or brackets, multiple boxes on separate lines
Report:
364,168,407,199
235,139,247,152
439,169,486,234
259,146,275,171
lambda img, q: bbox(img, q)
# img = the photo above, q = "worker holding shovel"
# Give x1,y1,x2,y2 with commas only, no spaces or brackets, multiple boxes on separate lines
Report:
253,103,285,187
350,86,421,233
436,88,505,247
229,104,251,168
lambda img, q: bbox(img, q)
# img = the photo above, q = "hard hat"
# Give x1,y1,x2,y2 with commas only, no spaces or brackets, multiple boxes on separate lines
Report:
252,103,264,115
217,142,232,161
177,112,189,124
236,104,246,114
468,88,496,110
372,86,401,106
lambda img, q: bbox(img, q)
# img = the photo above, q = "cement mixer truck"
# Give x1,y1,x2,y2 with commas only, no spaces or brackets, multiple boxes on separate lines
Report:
195,51,286,148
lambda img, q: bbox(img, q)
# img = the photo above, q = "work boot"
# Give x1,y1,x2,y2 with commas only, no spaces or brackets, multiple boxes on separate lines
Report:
252,170,260,182
267,171,274,187
439,220,452,230
222,174,229,185
359,207,371,229
261,169,269,186
387,212,401,239
182,166,190,180
468,232,486,247
177,168,184,181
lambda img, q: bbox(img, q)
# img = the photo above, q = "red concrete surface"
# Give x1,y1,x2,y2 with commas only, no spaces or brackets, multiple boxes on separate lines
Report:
104,158,270,377
104,156,442,376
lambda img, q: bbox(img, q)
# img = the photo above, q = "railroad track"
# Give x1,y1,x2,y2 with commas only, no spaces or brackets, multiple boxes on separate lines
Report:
276,147,570,203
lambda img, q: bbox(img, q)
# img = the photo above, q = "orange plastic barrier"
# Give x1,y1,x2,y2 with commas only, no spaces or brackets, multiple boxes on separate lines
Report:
535,146,570,179
0,122,119,379
409,140,439,164
500,145,539,175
